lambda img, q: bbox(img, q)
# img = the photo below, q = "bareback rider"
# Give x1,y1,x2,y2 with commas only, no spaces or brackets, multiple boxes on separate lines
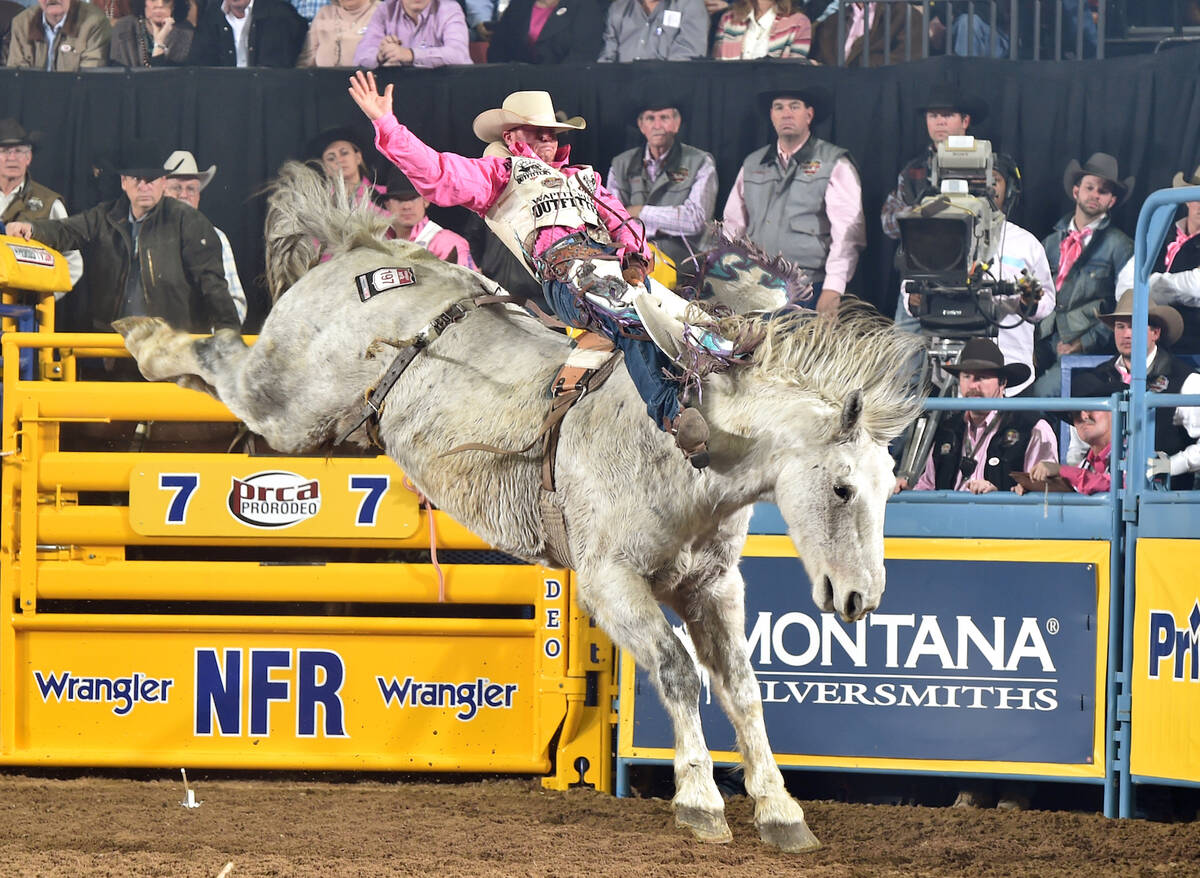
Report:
348,71,727,467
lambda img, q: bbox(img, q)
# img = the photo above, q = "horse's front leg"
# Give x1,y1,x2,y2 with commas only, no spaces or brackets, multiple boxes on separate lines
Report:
579,561,730,844
687,568,820,853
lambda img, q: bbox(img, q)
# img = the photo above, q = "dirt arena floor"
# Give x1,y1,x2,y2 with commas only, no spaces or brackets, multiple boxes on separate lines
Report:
0,772,1197,877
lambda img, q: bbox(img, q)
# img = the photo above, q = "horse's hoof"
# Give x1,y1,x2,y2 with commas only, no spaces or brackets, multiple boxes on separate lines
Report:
112,315,162,339
674,806,732,844
758,820,821,853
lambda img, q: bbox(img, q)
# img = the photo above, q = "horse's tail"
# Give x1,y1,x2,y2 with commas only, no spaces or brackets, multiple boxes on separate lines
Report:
262,160,392,301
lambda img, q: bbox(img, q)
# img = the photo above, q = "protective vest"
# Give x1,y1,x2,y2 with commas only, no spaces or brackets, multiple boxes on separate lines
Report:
608,140,710,268
484,156,612,278
740,136,847,283
931,411,1043,492
1,178,62,224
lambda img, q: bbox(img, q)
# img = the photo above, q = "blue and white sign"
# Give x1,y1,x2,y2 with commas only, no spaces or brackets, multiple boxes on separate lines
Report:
630,558,1099,764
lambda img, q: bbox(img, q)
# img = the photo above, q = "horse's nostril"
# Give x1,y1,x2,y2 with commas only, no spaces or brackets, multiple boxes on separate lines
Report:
846,590,865,619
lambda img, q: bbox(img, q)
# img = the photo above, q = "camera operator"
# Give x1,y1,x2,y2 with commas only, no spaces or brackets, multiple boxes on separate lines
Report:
901,152,1054,395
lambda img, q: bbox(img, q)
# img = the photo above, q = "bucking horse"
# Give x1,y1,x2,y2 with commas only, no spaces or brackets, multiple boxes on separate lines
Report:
114,161,927,853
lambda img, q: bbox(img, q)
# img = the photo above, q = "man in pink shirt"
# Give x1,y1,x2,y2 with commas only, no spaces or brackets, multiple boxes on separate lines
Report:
348,71,720,466
378,168,477,269
1020,372,1124,496
722,86,865,314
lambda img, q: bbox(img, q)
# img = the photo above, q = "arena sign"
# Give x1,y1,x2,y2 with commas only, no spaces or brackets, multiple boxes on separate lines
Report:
625,551,1102,765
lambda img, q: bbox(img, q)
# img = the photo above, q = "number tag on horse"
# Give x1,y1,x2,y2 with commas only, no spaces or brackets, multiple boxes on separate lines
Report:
355,267,416,302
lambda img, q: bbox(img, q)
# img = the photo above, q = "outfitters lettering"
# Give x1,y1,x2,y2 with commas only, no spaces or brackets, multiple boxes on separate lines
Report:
1148,598,1200,682
34,670,173,716
512,159,547,184
376,675,518,721
228,470,321,528
530,191,594,220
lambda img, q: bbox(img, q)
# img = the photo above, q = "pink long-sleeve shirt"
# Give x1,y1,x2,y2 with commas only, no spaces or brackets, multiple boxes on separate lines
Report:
372,114,650,263
1059,443,1112,495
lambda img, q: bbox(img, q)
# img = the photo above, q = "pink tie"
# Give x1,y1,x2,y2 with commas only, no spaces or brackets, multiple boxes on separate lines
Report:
1056,229,1088,291
1165,226,1195,270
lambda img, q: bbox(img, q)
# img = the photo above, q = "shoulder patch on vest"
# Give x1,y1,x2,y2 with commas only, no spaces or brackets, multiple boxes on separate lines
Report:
1149,374,1169,392
999,428,1021,447
26,196,43,212
800,160,823,176
355,267,415,302
667,168,690,183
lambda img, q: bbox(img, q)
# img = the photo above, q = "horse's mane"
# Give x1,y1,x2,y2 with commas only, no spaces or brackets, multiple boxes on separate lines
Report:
717,298,928,442
263,160,393,301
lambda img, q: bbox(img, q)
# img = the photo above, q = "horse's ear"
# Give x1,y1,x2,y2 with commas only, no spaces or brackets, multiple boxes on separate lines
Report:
837,388,864,440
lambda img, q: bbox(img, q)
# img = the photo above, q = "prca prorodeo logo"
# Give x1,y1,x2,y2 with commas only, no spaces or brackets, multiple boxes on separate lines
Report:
228,470,321,528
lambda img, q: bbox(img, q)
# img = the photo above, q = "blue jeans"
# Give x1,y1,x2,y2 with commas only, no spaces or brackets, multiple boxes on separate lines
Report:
951,13,1010,57
542,277,680,429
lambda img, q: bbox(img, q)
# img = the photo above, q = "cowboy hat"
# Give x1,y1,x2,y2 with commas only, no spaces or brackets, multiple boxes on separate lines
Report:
1062,152,1134,205
758,85,831,125
377,167,420,202
1098,288,1184,348
1058,368,1126,423
118,139,167,180
630,96,687,123
1172,164,1200,188
472,92,585,144
163,150,216,190
941,337,1031,385
0,119,39,147
914,83,988,125
305,124,372,161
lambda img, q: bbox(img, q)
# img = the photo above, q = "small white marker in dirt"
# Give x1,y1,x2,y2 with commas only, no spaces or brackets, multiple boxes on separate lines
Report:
180,768,202,809
216,861,234,878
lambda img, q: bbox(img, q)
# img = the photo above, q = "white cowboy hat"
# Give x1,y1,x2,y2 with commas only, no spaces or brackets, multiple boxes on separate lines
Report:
472,91,585,144
163,150,216,190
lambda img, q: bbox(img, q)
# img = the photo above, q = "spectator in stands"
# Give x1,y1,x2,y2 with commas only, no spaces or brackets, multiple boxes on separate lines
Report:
110,0,194,66
0,0,25,62
902,154,1054,395
486,0,604,64
377,167,477,269
289,0,329,22
810,1,923,66
1030,153,1134,397
463,0,501,43
5,140,240,335
352,0,470,67
1084,289,1200,488
606,98,716,288
597,0,708,62
722,85,864,314
901,338,1057,494
947,2,1011,57
307,124,381,202
296,0,377,64
1018,372,1122,496
1114,165,1200,354
882,84,985,329
188,0,307,66
7,0,112,69
710,0,811,59
0,118,82,294
162,149,247,325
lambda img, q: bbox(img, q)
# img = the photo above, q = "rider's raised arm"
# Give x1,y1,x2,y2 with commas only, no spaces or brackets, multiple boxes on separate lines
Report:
371,114,509,216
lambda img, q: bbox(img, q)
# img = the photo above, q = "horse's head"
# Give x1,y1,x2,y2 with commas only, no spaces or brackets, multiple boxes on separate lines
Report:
715,301,926,623
770,389,896,622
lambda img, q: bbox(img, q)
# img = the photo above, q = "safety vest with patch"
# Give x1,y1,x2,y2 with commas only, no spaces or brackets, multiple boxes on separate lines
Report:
1,178,62,224
485,156,612,278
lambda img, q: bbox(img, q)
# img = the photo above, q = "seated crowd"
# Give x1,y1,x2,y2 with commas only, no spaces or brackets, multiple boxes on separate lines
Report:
2,0,1072,70
2,46,1198,490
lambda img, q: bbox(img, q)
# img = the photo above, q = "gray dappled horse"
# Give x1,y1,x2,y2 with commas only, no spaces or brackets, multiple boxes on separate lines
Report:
115,162,926,853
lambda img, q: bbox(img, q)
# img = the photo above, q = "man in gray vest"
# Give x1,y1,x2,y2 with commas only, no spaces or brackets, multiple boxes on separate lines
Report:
722,86,865,314
606,98,716,288
0,118,81,294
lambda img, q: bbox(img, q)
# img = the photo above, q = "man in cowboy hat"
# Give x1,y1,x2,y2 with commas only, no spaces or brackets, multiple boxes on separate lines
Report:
723,85,864,314
0,118,81,293
883,83,988,330
901,337,1057,494
1114,163,1200,354
1030,152,1134,397
162,149,246,326
606,98,716,288
348,71,723,466
377,167,477,269
6,139,240,337
1074,289,1200,489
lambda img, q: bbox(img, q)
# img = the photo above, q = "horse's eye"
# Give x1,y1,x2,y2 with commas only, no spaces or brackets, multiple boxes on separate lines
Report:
833,484,852,502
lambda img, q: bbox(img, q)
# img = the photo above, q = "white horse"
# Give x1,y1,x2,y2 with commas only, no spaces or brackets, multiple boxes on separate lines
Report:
114,162,926,853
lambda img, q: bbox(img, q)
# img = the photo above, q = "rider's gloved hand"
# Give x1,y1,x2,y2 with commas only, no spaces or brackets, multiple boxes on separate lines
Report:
621,252,652,287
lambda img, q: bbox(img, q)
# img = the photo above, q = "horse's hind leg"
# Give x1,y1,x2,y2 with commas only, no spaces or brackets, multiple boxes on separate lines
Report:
114,317,249,400
580,561,731,844
686,569,820,853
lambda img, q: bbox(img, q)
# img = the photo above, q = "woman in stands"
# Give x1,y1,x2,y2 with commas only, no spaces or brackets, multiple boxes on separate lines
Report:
296,0,380,66
710,0,811,60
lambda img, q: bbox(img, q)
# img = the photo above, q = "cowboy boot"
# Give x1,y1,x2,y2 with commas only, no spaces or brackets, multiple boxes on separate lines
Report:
672,407,710,470
634,291,741,361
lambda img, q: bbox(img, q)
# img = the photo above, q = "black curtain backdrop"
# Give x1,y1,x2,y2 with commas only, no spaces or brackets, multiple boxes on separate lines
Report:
4,45,1200,330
